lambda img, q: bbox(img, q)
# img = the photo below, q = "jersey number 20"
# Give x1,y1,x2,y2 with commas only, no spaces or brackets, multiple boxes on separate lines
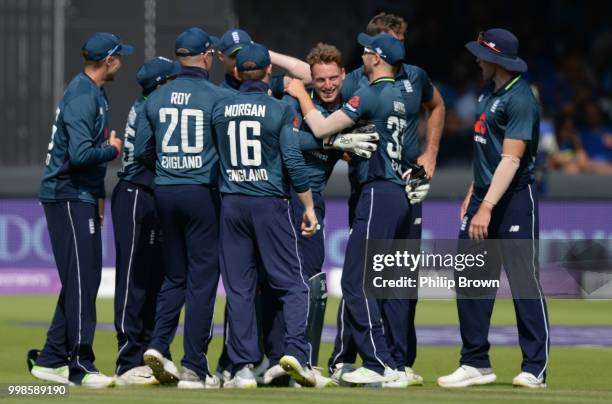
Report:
159,108,204,153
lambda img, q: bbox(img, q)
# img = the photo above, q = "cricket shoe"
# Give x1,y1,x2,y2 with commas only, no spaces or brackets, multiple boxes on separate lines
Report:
437,365,496,388
330,363,355,386
342,366,399,385
215,368,231,386
177,367,220,389
279,355,316,387
261,364,289,386
143,349,179,385
223,365,258,389
30,364,70,385
382,367,424,388
512,372,546,389
79,373,116,388
115,365,159,386
313,367,335,388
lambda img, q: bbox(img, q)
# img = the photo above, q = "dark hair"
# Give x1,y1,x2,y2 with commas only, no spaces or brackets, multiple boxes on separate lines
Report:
366,12,407,37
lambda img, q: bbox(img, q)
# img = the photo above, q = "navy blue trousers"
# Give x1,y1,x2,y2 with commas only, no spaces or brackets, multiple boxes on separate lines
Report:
149,185,220,378
220,195,311,372
457,184,549,380
37,201,102,383
339,181,422,374
260,191,326,367
111,180,164,375
329,200,422,372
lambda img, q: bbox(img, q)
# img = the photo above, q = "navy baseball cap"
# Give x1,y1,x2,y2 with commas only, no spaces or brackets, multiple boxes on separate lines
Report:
175,27,219,56
81,32,134,61
357,32,405,65
465,28,527,73
217,29,253,55
136,56,181,90
236,43,271,71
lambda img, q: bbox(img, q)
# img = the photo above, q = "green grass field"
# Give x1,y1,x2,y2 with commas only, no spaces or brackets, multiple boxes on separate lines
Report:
1,296,611,403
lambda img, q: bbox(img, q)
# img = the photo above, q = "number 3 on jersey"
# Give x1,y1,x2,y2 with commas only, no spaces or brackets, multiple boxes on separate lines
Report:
160,107,204,153
227,120,262,166
386,115,407,159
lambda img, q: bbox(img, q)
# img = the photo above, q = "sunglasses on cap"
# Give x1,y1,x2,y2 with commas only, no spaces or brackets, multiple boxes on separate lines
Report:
477,31,501,54
362,47,377,56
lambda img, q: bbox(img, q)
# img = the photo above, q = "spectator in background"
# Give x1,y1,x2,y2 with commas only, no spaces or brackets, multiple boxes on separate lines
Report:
547,113,590,173
579,101,612,165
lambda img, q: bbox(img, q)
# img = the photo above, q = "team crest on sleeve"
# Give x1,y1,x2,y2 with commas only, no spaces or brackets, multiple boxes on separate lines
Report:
346,95,360,111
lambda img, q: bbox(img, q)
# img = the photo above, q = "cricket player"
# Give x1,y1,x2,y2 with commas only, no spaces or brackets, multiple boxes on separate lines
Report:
32,32,130,388
286,32,426,386
212,42,318,388
261,43,380,388
111,56,181,385
216,28,311,98
327,12,445,385
437,28,549,389
135,27,229,389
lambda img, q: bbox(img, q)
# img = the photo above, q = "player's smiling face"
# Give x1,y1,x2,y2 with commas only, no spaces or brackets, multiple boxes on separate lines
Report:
311,62,345,104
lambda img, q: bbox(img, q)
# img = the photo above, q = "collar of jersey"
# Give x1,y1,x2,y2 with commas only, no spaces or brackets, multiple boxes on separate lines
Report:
493,75,521,95
371,77,396,85
239,80,269,93
178,66,209,80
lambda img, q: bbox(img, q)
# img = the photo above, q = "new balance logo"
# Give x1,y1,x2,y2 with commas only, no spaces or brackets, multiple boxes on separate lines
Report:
509,225,520,233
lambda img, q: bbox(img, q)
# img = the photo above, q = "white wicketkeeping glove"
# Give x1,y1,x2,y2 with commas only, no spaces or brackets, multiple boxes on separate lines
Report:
324,132,379,158
403,167,430,205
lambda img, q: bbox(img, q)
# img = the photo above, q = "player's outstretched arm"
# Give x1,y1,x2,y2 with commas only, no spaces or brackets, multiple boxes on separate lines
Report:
285,78,354,138
418,86,445,178
270,50,312,85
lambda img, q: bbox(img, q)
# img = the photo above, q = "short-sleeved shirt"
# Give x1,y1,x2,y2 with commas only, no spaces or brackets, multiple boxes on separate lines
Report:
211,83,310,197
341,77,415,186
39,72,117,204
117,96,155,189
342,64,435,190
283,92,342,193
472,75,540,193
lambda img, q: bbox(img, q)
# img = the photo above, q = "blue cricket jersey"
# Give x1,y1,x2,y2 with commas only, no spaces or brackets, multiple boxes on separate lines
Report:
134,67,232,186
117,96,155,188
211,80,310,197
283,93,342,193
472,75,540,193
342,64,435,190
39,72,117,204
341,77,415,186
